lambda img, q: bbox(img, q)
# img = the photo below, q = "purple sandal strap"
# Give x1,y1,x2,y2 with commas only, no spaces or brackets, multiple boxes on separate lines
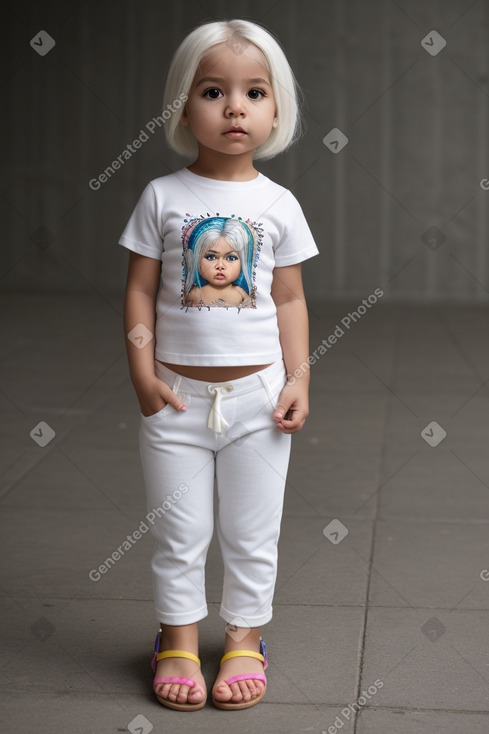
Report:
154,630,161,652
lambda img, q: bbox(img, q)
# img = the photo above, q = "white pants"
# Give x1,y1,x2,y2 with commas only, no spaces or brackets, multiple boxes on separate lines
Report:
138,360,292,628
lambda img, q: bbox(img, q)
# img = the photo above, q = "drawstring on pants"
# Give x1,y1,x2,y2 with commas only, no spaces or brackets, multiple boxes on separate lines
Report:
207,383,234,434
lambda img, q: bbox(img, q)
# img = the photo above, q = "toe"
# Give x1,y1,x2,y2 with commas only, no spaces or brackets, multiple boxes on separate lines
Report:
246,680,257,699
155,682,171,701
213,675,266,703
238,680,252,701
253,679,264,696
176,684,190,703
156,682,171,699
188,685,205,703
247,679,260,699
213,680,234,702
156,682,204,705
231,681,245,702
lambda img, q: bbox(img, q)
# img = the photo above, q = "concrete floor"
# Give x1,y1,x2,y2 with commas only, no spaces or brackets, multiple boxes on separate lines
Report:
1,292,489,733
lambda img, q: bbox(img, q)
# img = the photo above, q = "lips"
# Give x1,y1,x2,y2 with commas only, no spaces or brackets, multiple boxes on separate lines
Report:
224,127,247,135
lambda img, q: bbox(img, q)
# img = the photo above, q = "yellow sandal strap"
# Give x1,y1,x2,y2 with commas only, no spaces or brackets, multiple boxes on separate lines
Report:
220,649,265,666
156,649,201,667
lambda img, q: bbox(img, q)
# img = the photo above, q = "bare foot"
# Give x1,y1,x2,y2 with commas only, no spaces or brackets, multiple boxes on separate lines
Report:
154,623,206,707
212,627,266,706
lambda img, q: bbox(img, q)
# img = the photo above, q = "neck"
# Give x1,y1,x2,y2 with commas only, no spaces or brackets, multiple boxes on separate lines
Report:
187,149,259,182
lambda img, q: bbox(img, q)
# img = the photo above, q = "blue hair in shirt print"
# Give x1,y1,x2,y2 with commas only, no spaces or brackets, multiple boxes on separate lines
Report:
181,214,263,310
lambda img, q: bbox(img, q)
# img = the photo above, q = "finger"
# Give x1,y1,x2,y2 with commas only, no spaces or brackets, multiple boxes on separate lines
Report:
162,391,187,412
276,422,305,434
275,414,307,433
273,402,291,421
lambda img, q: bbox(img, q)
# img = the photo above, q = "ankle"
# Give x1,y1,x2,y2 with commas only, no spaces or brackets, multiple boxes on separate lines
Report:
224,625,261,652
158,622,200,656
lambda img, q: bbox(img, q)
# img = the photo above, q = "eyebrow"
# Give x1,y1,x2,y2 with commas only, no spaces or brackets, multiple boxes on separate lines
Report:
195,76,271,87
205,248,237,254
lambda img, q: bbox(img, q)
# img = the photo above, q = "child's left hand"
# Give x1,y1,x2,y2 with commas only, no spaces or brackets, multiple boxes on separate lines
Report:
273,383,309,434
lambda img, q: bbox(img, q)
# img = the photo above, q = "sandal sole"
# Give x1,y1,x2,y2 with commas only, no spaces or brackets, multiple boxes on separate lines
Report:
155,693,207,711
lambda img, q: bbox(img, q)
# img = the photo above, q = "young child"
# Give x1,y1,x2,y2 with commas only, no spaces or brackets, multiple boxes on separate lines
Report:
119,18,319,711
183,216,255,308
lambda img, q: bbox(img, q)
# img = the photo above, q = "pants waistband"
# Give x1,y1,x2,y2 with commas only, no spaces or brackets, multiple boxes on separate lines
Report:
154,360,285,398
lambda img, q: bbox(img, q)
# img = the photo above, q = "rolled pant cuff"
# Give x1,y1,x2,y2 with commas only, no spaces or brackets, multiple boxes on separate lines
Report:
219,604,273,628
155,604,208,626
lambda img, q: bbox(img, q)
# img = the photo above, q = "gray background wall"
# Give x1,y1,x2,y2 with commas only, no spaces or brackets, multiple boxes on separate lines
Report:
1,0,488,301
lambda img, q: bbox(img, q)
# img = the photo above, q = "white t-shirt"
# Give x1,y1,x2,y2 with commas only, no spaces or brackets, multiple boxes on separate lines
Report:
119,167,319,366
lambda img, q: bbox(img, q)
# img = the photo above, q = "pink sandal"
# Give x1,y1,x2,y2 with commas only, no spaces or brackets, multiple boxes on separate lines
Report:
212,638,268,710
151,631,207,711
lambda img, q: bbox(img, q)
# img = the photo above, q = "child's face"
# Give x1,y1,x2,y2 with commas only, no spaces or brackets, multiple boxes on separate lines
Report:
199,238,241,287
181,42,277,160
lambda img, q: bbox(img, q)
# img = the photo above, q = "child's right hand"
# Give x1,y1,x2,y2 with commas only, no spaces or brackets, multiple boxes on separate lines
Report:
136,375,187,418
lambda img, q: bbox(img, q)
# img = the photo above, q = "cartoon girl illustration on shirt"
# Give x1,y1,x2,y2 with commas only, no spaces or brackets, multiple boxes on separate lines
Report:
181,216,261,309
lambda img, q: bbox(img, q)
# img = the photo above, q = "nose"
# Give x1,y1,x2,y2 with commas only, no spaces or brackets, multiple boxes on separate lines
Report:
225,93,246,118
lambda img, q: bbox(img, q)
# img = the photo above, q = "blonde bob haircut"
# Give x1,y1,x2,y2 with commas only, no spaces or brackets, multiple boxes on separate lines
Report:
162,19,303,161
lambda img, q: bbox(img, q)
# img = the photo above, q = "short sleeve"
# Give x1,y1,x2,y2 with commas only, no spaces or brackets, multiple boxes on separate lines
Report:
273,190,319,267
118,182,164,260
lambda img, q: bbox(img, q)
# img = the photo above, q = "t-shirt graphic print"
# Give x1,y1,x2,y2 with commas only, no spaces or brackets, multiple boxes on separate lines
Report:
118,168,319,365
181,213,263,310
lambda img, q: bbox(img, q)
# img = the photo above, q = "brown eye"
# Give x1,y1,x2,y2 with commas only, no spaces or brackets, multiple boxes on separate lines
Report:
204,88,222,99
248,89,265,100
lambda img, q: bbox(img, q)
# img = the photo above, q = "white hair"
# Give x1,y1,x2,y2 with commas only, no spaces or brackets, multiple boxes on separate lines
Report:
162,19,303,161
184,218,253,297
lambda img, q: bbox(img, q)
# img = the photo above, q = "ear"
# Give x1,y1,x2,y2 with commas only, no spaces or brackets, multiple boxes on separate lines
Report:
180,105,190,126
